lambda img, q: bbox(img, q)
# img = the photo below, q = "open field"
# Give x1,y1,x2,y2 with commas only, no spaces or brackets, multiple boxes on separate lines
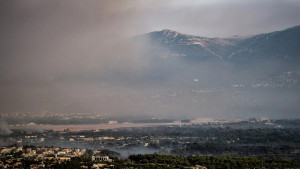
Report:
9,122,182,131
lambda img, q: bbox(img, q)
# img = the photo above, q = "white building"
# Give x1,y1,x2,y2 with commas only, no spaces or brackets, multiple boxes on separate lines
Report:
92,155,112,162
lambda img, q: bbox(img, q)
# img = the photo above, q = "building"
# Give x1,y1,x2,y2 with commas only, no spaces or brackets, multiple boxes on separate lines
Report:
92,155,112,162
191,165,207,169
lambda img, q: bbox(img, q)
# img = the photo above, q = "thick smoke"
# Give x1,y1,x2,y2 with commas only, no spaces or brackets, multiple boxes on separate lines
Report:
0,120,12,136
0,0,299,120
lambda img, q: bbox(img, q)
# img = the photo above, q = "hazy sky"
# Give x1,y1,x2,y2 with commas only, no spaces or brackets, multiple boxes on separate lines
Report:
0,0,299,119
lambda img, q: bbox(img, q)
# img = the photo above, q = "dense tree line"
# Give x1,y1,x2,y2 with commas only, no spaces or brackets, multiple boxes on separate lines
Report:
26,154,300,169
128,154,300,169
172,142,299,157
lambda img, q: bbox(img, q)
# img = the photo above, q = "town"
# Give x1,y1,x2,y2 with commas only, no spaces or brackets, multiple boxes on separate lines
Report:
0,145,117,169
1,119,299,168
1,144,299,169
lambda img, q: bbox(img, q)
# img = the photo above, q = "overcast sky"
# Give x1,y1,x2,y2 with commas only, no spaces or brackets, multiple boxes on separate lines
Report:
0,0,299,119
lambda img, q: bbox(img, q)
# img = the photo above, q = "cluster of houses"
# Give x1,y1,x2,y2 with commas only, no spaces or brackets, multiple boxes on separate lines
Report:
0,146,112,169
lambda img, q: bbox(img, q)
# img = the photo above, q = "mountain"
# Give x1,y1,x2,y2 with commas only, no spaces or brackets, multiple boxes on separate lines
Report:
113,26,300,119
141,29,239,61
140,25,300,65
129,26,300,95
228,25,300,64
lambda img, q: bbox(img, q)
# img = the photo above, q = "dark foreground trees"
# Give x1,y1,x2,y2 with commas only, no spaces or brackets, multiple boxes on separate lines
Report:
6,154,300,169
128,154,300,169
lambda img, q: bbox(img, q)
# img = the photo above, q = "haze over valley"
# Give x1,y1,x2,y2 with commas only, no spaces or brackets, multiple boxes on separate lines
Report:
1,1,300,168
0,0,300,123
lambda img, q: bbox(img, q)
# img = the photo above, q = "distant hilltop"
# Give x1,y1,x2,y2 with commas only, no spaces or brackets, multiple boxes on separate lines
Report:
138,25,300,63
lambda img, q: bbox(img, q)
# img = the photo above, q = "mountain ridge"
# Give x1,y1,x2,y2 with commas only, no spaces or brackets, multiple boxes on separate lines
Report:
139,25,300,63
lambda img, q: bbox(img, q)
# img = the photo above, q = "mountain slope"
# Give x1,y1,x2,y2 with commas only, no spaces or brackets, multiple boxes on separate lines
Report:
143,29,240,61
140,25,300,65
228,25,300,64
